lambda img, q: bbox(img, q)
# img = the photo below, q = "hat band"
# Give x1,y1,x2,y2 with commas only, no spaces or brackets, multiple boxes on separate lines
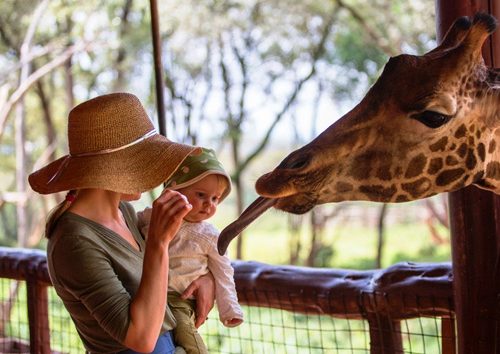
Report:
46,130,158,185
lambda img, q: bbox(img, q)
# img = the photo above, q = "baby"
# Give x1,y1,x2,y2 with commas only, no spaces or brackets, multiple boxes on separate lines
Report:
138,148,243,354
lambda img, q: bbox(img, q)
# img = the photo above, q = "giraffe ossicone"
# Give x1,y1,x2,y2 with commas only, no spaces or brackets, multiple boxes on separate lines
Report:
218,13,500,255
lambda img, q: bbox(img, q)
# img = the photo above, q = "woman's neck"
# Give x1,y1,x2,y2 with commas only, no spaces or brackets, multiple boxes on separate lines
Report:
68,189,122,224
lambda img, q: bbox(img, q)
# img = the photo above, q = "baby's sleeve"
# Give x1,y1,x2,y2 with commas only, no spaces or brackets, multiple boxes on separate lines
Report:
206,226,244,327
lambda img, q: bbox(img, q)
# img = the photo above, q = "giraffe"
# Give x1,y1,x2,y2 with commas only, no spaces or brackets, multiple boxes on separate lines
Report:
217,12,500,255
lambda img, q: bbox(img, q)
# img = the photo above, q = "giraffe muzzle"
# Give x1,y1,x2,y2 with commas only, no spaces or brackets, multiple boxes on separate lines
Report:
217,196,276,255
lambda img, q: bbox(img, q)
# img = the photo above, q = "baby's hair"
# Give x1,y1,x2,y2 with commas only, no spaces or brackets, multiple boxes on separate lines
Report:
215,174,230,198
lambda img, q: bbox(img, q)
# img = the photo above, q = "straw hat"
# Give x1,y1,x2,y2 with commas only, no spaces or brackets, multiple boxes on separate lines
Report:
165,148,232,202
29,92,200,194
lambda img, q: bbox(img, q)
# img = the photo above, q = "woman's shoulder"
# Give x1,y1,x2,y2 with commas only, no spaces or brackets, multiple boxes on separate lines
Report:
49,212,105,252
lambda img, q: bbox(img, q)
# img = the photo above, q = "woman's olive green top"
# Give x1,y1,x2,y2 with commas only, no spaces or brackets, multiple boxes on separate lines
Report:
47,202,176,354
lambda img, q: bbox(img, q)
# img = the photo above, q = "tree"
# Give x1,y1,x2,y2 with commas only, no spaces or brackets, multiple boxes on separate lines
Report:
158,0,435,258
0,0,153,246
0,0,439,262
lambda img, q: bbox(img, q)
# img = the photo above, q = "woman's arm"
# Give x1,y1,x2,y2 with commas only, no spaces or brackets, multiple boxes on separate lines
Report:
181,272,215,328
124,190,192,352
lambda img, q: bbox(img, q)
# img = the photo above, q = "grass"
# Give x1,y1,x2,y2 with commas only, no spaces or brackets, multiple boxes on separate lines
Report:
0,195,452,353
210,199,451,269
8,194,446,353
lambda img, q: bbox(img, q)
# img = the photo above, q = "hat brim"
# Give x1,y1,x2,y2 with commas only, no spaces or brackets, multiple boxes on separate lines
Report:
29,135,199,195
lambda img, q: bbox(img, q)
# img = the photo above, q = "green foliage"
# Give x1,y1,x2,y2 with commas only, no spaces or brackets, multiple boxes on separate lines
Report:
0,203,17,247
0,0,443,264
213,200,451,269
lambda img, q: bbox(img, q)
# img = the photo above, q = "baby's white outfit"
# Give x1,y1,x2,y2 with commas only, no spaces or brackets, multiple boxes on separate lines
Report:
138,207,243,326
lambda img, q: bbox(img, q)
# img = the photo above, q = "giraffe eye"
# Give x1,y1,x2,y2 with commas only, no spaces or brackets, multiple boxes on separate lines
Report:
280,155,310,170
411,110,452,128
288,158,309,169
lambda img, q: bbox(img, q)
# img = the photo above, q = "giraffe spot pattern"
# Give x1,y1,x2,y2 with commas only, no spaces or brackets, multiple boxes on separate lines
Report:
376,165,392,181
349,155,372,180
359,184,397,201
395,194,410,202
488,140,496,154
457,143,468,158
429,137,448,152
401,177,432,198
473,171,484,182
486,162,500,181
394,166,403,178
446,155,459,166
436,168,466,186
465,148,477,170
451,175,469,191
335,182,353,193
454,124,467,139
428,158,443,175
405,154,427,178
477,143,486,162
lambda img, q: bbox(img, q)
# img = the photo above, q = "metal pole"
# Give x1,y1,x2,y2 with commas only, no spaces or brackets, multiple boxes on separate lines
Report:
149,0,167,137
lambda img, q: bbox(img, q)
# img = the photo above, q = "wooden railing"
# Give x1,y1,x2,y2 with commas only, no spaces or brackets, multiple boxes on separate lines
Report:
233,260,455,353
0,247,455,353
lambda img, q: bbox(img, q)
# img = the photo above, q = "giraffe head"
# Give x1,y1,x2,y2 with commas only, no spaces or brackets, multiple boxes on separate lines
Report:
217,13,500,254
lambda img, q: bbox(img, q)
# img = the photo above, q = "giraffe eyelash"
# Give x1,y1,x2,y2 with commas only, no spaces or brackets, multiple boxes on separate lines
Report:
410,110,453,128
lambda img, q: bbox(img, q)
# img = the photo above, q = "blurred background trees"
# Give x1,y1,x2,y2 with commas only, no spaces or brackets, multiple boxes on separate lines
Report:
0,0,447,267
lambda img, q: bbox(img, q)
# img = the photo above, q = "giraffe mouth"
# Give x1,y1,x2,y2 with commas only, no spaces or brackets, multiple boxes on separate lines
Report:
217,196,276,255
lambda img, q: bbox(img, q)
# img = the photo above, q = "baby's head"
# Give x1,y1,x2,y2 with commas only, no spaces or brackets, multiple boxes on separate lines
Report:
165,148,231,223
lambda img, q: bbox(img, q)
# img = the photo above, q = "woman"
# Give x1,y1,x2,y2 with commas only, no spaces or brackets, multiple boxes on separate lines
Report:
29,92,214,353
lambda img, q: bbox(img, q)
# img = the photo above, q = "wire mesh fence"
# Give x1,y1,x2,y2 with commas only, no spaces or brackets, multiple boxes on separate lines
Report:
0,280,31,353
202,308,453,354
0,248,456,353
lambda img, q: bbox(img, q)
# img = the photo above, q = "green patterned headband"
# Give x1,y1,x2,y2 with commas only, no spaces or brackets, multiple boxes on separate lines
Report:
165,147,232,202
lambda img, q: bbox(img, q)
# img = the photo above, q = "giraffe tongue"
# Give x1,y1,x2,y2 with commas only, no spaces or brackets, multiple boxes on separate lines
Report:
217,196,276,255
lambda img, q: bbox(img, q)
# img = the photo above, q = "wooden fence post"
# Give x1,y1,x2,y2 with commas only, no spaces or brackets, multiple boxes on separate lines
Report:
436,1,500,353
26,277,51,354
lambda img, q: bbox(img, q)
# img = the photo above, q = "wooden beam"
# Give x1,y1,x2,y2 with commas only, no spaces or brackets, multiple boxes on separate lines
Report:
149,0,167,137
435,1,500,353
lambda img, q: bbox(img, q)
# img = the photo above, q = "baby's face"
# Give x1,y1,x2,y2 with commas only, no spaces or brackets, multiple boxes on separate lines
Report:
177,174,225,223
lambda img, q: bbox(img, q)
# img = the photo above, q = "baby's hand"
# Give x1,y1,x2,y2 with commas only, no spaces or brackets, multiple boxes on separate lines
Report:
224,318,243,327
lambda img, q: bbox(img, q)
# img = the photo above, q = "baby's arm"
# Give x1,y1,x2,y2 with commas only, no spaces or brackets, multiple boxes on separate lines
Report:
206,227,243,327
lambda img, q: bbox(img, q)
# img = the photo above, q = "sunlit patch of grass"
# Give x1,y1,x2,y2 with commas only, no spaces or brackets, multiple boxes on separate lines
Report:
213,203,451,270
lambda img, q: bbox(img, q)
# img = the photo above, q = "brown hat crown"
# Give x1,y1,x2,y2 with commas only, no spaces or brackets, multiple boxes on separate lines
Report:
68,93,154,155
28,92,199,195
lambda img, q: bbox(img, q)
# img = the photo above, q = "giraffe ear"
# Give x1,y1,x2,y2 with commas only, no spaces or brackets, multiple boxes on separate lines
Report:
461,13,498,55
434,16,471,51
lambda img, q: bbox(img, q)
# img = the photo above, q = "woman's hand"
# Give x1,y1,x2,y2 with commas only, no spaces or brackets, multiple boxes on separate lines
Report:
147,190,192,247
181,272,215,328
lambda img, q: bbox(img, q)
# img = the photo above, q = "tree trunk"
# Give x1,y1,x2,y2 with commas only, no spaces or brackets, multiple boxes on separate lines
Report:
113,0,133,92
375,203,387,269
306,211,318,267
15,0,49,247
233,172,245,259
